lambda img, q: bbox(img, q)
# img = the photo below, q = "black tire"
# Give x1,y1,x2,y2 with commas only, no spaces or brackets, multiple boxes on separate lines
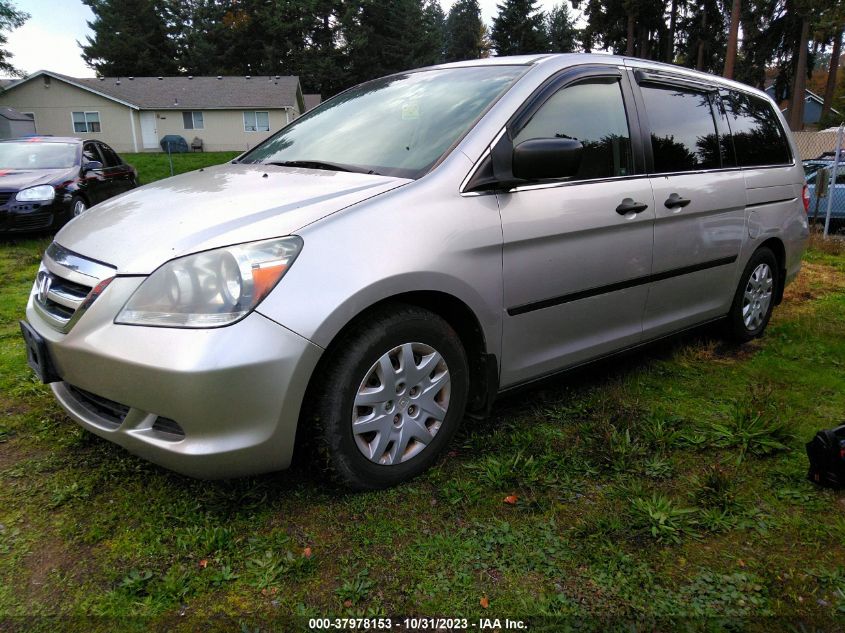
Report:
69,195,88,220
312,304,468,490
726,247,779,343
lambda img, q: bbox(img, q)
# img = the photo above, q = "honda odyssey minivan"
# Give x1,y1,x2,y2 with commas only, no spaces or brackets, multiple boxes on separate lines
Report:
20,54,809,489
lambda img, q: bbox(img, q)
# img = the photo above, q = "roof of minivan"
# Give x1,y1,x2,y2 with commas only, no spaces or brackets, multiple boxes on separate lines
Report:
432,54,771,100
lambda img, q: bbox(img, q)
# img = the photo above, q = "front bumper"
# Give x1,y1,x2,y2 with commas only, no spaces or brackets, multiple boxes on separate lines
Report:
0,196,67,233
25,275,323,478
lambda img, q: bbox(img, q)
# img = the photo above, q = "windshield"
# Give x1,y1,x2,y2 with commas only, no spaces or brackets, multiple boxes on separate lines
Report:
0,142,78,170
240,66,526,179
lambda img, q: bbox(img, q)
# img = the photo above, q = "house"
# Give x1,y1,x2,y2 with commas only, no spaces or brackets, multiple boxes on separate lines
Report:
0,106,36,138
764,85,840,127
0,70,306,153
303,93,322,112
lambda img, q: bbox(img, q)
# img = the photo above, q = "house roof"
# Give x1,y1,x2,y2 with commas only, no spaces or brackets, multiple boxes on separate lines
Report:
0,106,34,121
2,70,302,110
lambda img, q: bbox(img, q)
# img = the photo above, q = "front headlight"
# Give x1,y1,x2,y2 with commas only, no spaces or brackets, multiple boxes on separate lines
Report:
16,185,55,202
115,236,303,328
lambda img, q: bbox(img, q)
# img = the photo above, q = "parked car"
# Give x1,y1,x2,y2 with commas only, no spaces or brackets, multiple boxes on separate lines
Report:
20,55,809,489
0,137,136,233
804,158,845,230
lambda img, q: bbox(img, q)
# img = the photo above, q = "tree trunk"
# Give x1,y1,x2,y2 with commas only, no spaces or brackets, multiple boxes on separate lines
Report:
723,0,741,78
626,11,636,57
666,0,678,62
789,17,811,131
638,25,648,58
822,26,843,122
696,5,707,70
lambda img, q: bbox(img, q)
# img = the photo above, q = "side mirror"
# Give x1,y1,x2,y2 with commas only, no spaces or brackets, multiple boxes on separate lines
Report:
82,160,103,174
512,138,583,181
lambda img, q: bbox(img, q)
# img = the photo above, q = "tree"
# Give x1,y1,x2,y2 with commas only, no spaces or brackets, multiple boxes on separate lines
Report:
723,0,741,77
0,0,28,77
546,3,579,53
821,25,843,122
417,0,446,66
81,0,179,76
491,0,548,56
444,0,485,62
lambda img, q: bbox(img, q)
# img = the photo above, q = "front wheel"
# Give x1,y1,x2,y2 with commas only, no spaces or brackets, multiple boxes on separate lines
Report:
726,247,779,342
70,196,87,218
313,305,469,490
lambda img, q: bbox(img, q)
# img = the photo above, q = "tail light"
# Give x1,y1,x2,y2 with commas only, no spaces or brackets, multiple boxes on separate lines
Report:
802,184,810,214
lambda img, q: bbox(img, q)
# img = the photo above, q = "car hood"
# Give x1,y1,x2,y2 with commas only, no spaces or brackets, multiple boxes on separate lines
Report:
55,163,410,274
0,167,75,190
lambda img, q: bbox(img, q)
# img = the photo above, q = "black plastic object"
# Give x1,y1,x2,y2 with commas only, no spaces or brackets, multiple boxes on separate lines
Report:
512,138,582,181
806,424,845,489
160,135,189,153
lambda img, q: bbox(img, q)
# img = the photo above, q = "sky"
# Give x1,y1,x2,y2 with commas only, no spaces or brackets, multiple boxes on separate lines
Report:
6,0,567,78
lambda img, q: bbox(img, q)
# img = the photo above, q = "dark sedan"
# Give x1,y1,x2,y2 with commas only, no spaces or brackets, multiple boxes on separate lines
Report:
0,137,137,233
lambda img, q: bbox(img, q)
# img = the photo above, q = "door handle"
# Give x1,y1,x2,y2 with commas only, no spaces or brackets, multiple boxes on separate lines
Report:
664,193,691,209
616,198,649,215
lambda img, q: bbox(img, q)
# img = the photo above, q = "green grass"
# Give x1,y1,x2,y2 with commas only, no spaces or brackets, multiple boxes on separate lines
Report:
122,151,240,185
1,234,844,629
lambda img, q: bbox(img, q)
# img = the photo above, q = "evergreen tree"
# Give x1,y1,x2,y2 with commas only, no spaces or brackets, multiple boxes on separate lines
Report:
417,0,446,66
342,0,425,85
81,0,178,76
444,0,485,61
491,0,548,56
0,0,28,77
546,3,579,53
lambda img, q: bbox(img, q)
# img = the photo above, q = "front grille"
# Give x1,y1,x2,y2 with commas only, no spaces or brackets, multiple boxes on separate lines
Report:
152,417,186,439
33,242,115,333
65,383,128,428
12,212,54,231
0,191,14,206
15,213,53,230
65,383,186,441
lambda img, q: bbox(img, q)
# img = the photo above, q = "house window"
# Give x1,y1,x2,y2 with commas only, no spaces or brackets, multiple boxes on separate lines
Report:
72,111,101,133
243,111,270,132
182,111,204,130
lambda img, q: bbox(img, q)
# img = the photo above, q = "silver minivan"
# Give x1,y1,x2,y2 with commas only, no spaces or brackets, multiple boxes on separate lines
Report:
20,54,810,489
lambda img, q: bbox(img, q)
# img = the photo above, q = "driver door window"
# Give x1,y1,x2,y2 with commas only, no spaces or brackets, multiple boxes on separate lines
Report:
513,79,634,181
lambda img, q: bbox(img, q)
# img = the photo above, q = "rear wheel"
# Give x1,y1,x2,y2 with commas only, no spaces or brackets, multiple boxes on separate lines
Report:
313,305,468,490
726,247,778,342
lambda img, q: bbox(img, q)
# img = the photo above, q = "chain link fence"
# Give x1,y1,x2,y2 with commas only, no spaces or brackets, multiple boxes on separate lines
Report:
793,130,839,160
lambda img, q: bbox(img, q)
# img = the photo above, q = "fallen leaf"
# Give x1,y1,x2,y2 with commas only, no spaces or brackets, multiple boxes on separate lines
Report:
303,547,312,558
480,596,489,609
343,599,353,608
738,559,746,568
503,494,518,505
198,559,208,569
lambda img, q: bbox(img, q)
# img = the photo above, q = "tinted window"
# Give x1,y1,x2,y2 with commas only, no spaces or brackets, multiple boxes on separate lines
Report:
82,142,100,164
513,79,634,180
98,144,120,167
722,91,791,167
641,85,720,173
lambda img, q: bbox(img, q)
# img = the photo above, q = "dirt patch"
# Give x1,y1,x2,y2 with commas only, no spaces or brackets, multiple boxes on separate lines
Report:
778,261,845,321
20,531,96,611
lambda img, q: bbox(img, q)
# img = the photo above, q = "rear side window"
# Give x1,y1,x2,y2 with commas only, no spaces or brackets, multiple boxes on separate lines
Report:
722,91,792,167
640,85,721,173
513,79,634,181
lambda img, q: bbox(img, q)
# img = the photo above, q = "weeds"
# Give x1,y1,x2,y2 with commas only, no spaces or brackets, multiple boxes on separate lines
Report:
631,494,698,544
709,401,793,463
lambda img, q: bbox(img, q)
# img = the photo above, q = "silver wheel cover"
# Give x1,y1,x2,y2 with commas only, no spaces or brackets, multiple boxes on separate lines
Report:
742,262,773,331
352,342,451,465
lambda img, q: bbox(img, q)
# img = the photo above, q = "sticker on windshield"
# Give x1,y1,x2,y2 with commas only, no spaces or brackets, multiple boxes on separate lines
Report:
401,102,420,120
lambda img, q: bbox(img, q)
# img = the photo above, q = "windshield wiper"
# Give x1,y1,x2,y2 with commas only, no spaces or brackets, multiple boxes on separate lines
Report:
265,160,380,175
